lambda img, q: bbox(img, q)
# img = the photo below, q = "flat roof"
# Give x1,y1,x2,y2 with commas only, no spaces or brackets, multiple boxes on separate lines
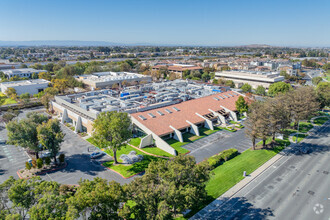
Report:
0,79,50,87
2,68,47,74
131,91,240,136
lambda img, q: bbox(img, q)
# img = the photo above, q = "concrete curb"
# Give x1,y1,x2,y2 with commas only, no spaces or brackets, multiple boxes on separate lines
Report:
17,162,68,179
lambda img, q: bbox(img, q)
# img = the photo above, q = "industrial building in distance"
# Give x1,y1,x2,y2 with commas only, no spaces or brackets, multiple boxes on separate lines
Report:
0,79,50,95
51,80,239,155
2,68,47,79
152,64,203,78
215,70,285,88
75,71,152,89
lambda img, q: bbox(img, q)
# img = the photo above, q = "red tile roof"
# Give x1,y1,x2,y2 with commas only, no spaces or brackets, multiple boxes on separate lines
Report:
131,91,241,136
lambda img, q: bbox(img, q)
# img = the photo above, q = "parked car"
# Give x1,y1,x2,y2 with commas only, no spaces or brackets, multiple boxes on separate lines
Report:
0,139,6,144
40,151,52,158
90,152,105,159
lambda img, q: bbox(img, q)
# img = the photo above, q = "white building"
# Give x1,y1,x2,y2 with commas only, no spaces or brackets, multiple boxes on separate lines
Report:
0,79,50,95
76,72,152,89
2,68,47,79
215,70,284,89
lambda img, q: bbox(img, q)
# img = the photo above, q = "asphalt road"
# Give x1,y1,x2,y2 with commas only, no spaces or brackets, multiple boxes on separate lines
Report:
0,108,135,184
40,124,135,185
192,121,330,220
185,125,251,163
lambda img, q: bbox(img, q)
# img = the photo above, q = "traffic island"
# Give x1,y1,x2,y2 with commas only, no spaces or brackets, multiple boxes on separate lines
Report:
17,162,67,179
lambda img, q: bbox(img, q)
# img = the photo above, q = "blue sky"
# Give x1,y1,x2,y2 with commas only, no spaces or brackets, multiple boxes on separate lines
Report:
0,0,329,46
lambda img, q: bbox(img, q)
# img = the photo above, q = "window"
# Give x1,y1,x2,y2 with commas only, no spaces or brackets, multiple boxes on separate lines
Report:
173,107,180,111
138,115,147,120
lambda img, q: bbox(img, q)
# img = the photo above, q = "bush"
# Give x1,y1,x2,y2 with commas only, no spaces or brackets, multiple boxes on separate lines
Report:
44,157,51,165
31,158,37,168
36,158,43,169
59,154,65,163
207,148,239,169
25,162,32,170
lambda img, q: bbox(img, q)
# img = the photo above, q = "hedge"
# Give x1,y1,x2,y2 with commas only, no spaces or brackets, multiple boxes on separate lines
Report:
207,148,239,169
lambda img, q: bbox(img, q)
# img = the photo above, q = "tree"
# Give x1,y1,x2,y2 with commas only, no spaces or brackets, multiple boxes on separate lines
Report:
285,86,319,129
37,119,64,163
92,112,131,164
6,113,48,158
120,155,210,219
44,87,59,96
255,85,266,96
52,79,68,94
235,96,248,114
225,80,235,88
315,82,330,108
120,62,131,72
264,96,290,142
245,102,260,150
19,92,30,103
66,178,124,219
268,82,292,96
41,93,53,111
5,88,17,100
240,83,252,93
0,176,68,219
1,112,16,123
38,72,52,81
312,76,322,85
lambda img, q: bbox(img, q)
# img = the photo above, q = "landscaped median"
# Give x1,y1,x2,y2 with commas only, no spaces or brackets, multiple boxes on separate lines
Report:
86,137,166,178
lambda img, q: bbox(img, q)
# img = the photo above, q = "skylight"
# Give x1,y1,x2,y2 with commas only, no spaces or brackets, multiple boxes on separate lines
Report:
138,115,147,120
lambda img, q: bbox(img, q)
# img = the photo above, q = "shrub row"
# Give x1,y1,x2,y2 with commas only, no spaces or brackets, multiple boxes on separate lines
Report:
207,148,239,169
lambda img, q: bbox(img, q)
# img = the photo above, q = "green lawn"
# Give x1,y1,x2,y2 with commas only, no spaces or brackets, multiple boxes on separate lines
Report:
165,138,190,154
0,92,17,105
141,146,174,157
129,137,141,147
292,134,307,143
222,127,237,132
298,122,314,133
86,137,163,178
200,127,222,135
289,121,313,133
313,117,329,126
103,145,163,178
206,141,286,199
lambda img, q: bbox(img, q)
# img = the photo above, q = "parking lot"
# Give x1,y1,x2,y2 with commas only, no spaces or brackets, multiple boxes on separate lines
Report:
185,126,251,163
0,108,134,184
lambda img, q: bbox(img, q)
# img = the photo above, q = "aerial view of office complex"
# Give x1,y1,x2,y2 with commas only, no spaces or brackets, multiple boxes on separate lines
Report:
0,0,329,219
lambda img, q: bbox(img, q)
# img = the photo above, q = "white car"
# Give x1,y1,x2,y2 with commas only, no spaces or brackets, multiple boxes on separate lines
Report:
90,152,105,159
